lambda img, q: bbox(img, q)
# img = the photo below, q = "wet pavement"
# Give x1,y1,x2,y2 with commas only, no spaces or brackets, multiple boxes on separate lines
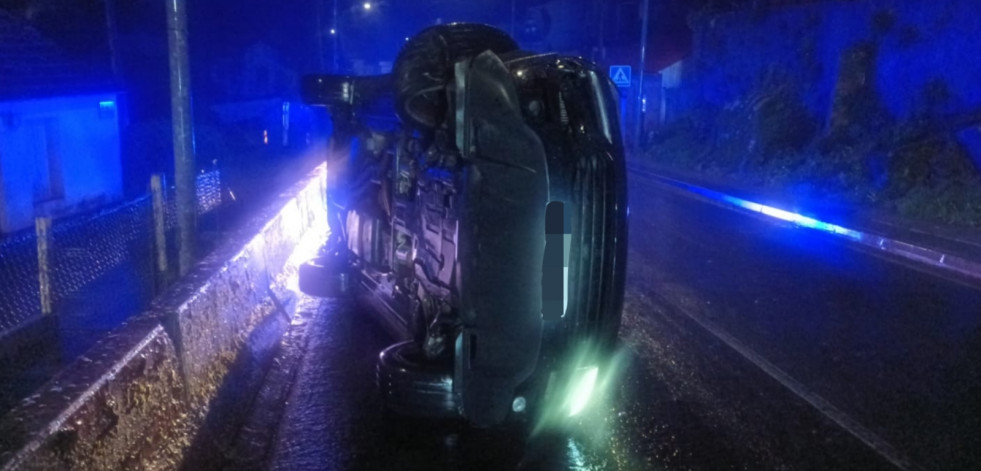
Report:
628,172,981,470
216,168,981,470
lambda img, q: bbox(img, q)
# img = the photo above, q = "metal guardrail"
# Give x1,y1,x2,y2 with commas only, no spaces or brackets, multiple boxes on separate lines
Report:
630,165,981,285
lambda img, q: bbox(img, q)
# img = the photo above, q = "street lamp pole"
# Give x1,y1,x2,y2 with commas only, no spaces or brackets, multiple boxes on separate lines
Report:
317,0,326,70
332,0,339,72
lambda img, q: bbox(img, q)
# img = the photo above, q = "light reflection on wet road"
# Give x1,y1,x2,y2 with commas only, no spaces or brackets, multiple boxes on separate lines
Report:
233,172,981,470
625,173,981,470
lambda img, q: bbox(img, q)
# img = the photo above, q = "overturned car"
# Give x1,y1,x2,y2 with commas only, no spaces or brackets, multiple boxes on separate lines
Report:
299,23,627,428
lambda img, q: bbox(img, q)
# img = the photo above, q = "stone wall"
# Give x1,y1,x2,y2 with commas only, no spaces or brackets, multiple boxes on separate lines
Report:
0,164,327,470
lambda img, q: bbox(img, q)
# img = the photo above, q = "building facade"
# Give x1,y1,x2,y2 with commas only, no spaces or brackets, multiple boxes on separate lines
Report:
0,10,121,234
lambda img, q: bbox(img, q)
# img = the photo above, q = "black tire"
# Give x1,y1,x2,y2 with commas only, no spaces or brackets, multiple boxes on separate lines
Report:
393,23,518,129
297,251,350,298
377,341,460,419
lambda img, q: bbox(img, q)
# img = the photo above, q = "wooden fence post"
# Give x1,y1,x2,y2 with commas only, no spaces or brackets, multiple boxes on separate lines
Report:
35,217,52,316
151,174,168,279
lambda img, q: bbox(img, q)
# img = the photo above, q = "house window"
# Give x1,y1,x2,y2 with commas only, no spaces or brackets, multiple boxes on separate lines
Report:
26,119,65,204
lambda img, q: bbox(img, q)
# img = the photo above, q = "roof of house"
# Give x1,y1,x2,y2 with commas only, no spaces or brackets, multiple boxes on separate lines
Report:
0,9,116,101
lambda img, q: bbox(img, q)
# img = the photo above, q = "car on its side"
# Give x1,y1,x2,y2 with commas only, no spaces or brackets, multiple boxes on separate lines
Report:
299,23,627,428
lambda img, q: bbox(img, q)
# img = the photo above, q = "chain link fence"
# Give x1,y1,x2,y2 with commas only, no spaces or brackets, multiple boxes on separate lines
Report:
0,171,223,339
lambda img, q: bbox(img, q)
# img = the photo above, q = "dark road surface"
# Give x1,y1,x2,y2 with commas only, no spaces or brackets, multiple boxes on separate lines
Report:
227,171,981,471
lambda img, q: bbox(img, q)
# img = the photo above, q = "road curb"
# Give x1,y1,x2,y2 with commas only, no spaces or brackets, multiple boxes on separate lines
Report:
631,166,981,285
0,164,328,470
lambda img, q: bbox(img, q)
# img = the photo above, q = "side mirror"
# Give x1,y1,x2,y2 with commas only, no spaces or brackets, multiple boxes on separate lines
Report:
300,74,396,129
301,74,354,107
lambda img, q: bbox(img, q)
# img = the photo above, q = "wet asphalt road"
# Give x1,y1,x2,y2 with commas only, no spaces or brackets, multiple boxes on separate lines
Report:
230,171,981,470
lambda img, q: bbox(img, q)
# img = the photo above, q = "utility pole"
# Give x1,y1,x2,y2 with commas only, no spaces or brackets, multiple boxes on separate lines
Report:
103,0,120,78
166,0,196,276
596,0,606,62
635,0,651,150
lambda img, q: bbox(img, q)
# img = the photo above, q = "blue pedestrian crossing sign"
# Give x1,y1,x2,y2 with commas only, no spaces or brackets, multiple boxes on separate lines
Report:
610,65,631,88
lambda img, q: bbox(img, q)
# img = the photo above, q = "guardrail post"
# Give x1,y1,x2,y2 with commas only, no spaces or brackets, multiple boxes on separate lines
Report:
35,217,52,316
151,174,169,281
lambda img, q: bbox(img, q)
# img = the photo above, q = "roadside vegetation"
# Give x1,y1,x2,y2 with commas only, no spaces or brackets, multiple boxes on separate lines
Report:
645,82,981,228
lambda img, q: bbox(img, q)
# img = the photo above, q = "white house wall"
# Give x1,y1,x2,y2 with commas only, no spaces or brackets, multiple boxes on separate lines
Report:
0,93,122,234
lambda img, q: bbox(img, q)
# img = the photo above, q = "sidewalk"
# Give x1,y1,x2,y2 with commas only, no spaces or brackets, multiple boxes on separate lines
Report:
628,159,981,286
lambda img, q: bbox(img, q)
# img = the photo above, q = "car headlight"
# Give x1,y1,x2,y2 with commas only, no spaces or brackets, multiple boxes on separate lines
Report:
566,366,599,417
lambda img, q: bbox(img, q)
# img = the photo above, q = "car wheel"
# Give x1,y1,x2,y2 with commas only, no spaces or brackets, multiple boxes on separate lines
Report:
297,251,351,298
377,341,460,419
393,23,518,129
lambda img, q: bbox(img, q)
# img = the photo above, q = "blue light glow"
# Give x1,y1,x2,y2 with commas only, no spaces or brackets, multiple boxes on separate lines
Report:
679,181,864,242
98,100,117,119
